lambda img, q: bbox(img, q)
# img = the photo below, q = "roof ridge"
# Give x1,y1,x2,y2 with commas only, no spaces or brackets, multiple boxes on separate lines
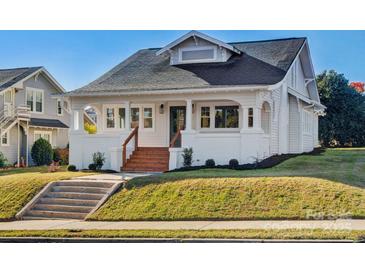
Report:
0,66,43,71
228,37,307,45
145,37,306,51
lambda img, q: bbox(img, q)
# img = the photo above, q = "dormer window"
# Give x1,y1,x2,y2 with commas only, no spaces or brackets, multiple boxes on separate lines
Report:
179,46,216,63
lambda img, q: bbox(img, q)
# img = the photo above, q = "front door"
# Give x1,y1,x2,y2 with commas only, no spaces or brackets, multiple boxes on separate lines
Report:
169,106,186,147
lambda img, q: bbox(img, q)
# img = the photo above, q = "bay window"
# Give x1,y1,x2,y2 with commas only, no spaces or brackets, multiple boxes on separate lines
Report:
26,88,43,113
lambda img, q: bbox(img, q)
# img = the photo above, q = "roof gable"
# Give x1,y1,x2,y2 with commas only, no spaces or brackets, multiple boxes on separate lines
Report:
156,31,241,56
0,67,65,94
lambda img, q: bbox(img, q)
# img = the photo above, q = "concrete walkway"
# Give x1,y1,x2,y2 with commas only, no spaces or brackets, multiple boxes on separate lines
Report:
1,219,365,231
74,172,154,181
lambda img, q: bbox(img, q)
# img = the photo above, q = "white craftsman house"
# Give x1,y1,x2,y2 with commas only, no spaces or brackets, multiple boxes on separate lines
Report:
66,31,325,172
0,67,70,166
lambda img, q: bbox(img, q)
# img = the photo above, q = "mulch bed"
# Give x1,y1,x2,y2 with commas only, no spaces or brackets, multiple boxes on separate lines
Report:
168,147,325,173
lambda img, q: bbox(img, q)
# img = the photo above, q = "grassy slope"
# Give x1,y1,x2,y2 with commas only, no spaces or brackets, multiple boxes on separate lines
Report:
90,148,365,221
0,167,94,221
0,229,364,241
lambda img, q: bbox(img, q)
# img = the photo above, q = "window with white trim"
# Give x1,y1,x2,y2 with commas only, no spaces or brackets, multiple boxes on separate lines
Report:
200,106,210,128
26,88,44,113
248,108,254,128
130,105,155,130
34,131,52,145
1,132,9,146
215,106,239,128
131,107,140,128
143,107,153,129
104,105,126,130
57,99,63,116
303,110,312,134
179,46,216,63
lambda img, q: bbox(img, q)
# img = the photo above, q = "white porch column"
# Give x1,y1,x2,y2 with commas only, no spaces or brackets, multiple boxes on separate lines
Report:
254,107,261,130
242,106,248,130
71,108,84,132
185,99,193,132
278,82,289,154
25,121,29,167
125,101,131,131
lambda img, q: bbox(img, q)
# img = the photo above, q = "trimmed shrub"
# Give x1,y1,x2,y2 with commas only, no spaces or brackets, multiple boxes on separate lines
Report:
0,152,7,168
31,138,53,166
182,147,193,167
229,159,239,169
67,165,77,172
92,152,105,170
53,148,69,165
88,163,97,171
205,159,215,168
84,122,97,134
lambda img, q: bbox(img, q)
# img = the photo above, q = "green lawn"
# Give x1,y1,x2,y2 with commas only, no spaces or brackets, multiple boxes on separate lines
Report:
90,148,365,221
0,229,363,241
0,166,94,221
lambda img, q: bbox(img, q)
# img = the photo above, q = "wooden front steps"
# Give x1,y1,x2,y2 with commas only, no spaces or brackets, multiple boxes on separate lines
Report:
123,147,169,172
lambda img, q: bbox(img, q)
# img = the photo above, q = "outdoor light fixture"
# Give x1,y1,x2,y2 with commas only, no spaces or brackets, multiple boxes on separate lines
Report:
159,103,164,114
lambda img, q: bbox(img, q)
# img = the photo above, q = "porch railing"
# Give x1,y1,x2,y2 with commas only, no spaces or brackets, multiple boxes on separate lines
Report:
122,126,139,168
169,129,182,148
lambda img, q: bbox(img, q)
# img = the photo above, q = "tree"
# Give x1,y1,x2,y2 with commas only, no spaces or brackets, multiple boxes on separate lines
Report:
349,82,365,94
316,70,365,147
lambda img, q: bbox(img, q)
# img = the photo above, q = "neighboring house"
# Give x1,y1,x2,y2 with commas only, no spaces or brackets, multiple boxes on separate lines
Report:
0,67,70,166
65,31,326,172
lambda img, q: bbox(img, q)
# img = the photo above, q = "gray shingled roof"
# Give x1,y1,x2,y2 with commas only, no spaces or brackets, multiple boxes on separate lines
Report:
70,37,306,95
29,118,69,129
0,67,43,92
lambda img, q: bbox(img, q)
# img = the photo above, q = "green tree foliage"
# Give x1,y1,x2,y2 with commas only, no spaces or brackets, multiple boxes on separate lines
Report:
31,138,54,166
316,70,365,147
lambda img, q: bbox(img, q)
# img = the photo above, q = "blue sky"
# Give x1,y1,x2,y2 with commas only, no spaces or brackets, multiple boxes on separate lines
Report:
0,30,364,90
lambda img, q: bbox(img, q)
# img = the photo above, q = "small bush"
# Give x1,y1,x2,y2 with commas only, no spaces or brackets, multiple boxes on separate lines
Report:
205,159,215,168
229,159,239,169
67,165,77,172
182,147,193,167
84,122,97,134
31,138,53,166
0,152,7,168
88,163,97,171
53,148,69,165
92,152,105,170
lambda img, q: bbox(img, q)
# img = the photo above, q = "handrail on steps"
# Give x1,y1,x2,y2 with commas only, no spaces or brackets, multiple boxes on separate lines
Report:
122,126,139,168
169,129,182,148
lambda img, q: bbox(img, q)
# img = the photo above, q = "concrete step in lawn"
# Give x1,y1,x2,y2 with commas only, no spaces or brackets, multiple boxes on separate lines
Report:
18,178,123,220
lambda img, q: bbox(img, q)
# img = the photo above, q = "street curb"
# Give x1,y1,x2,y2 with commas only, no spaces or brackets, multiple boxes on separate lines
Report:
0,237,357,243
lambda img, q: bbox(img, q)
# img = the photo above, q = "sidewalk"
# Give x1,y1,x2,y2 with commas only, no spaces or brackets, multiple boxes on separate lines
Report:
1,219,365,231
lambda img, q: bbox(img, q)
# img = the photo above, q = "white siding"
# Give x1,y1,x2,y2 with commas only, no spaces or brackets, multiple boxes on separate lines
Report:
269,88,281,154
288,94,300,153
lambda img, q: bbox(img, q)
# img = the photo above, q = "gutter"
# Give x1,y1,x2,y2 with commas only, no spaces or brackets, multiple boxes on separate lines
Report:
58,85,271,98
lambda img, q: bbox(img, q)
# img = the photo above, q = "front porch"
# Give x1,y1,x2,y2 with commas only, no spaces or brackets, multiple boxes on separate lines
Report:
69,91,274,172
